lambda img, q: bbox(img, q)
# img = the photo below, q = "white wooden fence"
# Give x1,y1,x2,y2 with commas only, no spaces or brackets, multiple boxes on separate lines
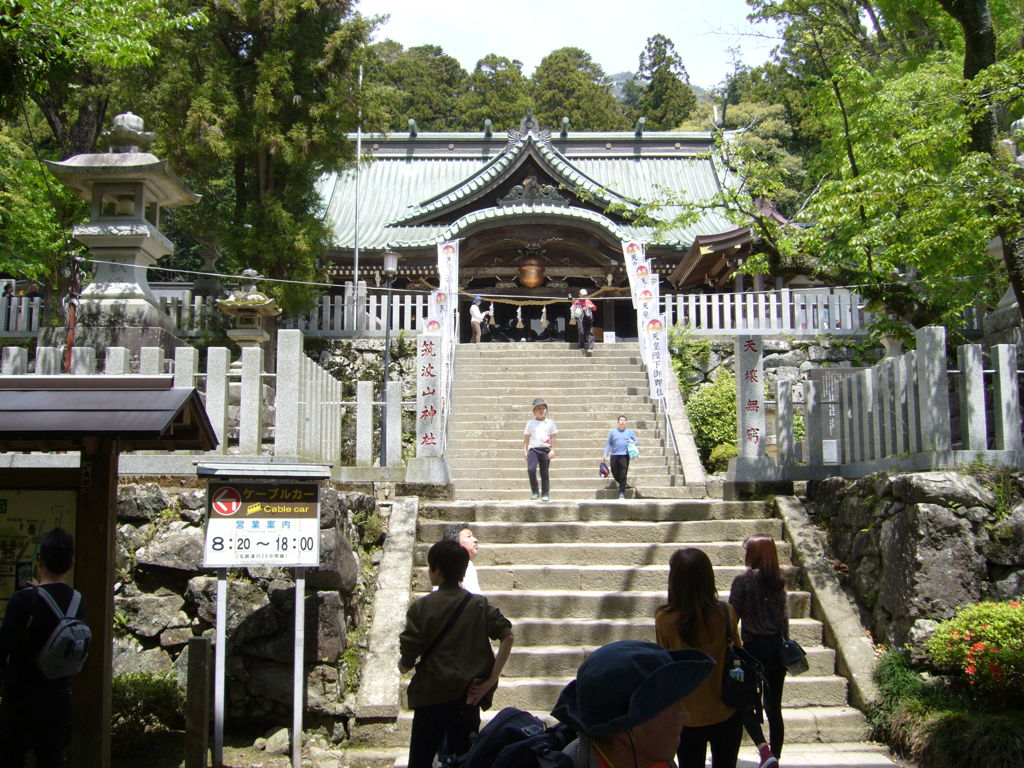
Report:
0,297,43,337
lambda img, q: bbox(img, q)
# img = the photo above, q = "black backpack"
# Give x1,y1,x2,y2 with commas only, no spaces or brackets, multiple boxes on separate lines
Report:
456,707,575,768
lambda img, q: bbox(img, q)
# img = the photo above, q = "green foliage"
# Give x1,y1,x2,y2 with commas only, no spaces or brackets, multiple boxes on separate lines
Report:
351,507,385,549
633,35,696,130
458,55,532,132
111,672,184,739
925,600,1024,702
686,374,737,466
667,323,711,399
708,443,738,473
370,42,468,131
965,460,1023,521
531,47,627,130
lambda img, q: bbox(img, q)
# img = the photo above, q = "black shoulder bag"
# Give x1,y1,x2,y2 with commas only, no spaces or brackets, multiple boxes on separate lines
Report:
415,592,473,671
719,602,766,713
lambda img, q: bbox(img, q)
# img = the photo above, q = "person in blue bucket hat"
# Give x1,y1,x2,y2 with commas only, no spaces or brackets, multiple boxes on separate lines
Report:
469,295,491,343
552,640,715,768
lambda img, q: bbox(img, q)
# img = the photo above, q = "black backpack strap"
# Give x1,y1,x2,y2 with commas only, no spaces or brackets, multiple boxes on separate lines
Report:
416,591,473,671
719,601,735,646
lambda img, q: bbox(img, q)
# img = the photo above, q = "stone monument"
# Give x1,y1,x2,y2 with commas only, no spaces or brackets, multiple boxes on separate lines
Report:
43,112,199,357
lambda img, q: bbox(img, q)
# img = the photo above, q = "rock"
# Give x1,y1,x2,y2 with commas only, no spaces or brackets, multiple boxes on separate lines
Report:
763,349,807,368
136,521,206,572
264,727,290,755
115,646,174,676
160,627,193,648
178,488,206,510
112,635,144,674
254,737,267,751
179,507,204,525
311,592,346,663
247,661,293,706
118,483,170,523
115,592,185,638
186,576,277,644
889,471,996,510
320,487,340,529
984,505,1024,566
807,345,828,362
907,619,939,663
878,502,985,645
308,527,359,594
308,746,340,768
307,664,345,716
986,570,1024,601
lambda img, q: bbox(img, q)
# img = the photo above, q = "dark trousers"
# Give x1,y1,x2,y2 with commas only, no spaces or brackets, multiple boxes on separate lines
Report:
578,315,594,350
610,454,630,493
742,634,787,757
527,447,550,495
0,683,72,768
677,709,742,768
408,699,481,768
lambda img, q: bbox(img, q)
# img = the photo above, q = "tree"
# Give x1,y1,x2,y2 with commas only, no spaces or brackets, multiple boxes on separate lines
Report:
634,35,696,129
134,0,376,314
531,47,627,130
458,55,532,131
370,42,467,131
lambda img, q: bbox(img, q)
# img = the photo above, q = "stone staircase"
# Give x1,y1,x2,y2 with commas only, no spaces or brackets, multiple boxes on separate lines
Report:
448,342,700,500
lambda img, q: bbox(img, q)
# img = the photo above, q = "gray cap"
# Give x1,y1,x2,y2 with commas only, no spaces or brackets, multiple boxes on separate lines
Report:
532,398,547,408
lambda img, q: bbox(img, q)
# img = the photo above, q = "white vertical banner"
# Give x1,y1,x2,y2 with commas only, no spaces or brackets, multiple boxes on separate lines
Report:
635,264,658,363
622,240,646,309
437,240,459,394
416,333,443,457
643,316,669,399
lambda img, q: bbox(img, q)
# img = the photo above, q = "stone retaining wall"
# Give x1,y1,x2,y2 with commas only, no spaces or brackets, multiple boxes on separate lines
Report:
112,480,382,737
808,470,1024,649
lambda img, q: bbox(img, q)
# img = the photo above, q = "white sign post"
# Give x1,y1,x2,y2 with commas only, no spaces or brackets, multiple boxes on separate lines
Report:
199,466,327,768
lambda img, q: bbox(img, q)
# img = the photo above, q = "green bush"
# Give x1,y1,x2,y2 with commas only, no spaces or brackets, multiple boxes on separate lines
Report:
668,324,712,399
708,443,738,473
686,374,736,465
111,672,184,739
925,599,1024,702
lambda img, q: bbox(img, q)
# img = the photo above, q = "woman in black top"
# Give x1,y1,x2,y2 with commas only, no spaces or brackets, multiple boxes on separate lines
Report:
728,534,788,768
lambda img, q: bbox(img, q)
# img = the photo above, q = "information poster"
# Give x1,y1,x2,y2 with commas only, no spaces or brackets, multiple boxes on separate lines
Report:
0,490,77,613
203,482,320,568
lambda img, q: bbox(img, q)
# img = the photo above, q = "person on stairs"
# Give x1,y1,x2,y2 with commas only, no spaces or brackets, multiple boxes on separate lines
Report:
604,414,639,499
400,539,514,768
551,640,716,768
469,296,491,344
729,535,789,768
656,548,744,768
523,398,558,502
571,289,597,353
441,523,481,594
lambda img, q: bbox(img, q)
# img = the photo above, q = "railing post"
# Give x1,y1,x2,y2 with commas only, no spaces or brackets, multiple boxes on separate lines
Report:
878,358,894,457
958,343,987,451
992,344,1023,451
184,637,211,768
35,347,60,375
915,326,951,451
777,379,795,466
1,347,27,374
386,380,403,466
140,347,163,375
356,380,374,466
174,347,199,389
904,350,920,452
841,375,855,463
275,329,303,457
206,347,230,455
804,379,824,465
239,347,264,455
69,347,96,374
858,369,873,461
104,347,129,375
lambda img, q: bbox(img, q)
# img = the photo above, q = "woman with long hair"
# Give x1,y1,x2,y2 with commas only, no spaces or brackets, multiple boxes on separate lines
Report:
729,534,789,768
655,548,743,768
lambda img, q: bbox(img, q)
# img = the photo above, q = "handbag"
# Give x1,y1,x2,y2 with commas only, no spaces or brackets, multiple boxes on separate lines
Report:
781,637,809,674
718,603,765,713
626,439,639,459
598,462,610,478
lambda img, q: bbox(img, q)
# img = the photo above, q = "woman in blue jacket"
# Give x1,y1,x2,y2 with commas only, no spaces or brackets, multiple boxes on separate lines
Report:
603,415,638,499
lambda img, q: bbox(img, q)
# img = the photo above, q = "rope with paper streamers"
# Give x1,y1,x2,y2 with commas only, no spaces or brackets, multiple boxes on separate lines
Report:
420,281,623,306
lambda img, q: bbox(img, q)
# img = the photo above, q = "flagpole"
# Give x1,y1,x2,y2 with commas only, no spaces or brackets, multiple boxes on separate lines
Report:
353,64,363,325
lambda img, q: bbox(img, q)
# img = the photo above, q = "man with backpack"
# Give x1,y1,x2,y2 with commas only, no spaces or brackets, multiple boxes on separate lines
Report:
0,528,90,768
551,641,715,768
400,539,514,768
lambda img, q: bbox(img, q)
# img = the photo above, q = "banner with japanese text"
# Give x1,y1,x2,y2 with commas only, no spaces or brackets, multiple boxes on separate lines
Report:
436,241,459,397
635,262,659,363
643,316,669,399
416,333,443,457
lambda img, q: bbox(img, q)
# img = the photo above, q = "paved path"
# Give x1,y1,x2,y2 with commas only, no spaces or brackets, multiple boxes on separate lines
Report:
738,742,905,767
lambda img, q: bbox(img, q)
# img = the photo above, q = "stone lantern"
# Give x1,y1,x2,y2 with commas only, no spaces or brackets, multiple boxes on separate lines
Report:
216,268,281,353
44,112,199,355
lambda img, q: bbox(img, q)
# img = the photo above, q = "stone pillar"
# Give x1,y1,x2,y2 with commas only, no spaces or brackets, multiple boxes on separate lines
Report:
206,347,230,455
356,380,374,466
736,336,766,458
915,326,951,451
274,330,302,457
804,379,823,465
35,347,60,374
386,380,403,466
238,347,264,455
777,379,795,466
104,347,129,375
958,343,987,451
992,344,1023,451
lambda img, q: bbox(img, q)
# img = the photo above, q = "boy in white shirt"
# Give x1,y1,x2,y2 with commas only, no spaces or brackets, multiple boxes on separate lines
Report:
523,398,558,501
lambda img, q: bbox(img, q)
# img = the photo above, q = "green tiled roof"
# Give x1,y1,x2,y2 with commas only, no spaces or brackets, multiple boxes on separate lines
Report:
317,128,738,252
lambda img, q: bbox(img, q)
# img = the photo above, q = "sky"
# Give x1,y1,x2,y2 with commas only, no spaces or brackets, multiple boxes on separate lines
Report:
355,0,780,90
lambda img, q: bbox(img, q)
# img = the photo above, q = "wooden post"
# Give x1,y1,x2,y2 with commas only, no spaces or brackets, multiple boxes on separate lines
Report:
185,638,212,768
72,437,120,768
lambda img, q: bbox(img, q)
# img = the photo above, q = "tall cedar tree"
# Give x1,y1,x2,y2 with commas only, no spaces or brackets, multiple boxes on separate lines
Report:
458,55,532,132
635,35,696,130
531,47,627,131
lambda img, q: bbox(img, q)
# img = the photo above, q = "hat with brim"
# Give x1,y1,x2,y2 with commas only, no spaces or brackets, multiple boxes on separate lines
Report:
532,398,547,409
551,641,714,739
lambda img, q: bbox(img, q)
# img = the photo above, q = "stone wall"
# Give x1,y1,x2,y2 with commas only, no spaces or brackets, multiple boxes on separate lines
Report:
808,470,1024,649
112,480,383,736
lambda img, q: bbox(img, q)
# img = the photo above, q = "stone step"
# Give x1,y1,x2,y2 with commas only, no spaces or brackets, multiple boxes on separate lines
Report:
452,385,652,397
448,419,659,432
350,706,870,751
446,457,671,472
451,399,655,414
506,617,825,648
445,439,667,454
454,363,646,374
457,344,640,357
449,478,679,493
449,473,673,489
409,589,811,620
420,500,771,522
453,394,653,407
416,518,784,544
451,487,702,501
411,563,802,592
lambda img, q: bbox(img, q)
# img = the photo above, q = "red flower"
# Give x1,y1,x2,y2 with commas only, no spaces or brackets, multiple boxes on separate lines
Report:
965,663,976,676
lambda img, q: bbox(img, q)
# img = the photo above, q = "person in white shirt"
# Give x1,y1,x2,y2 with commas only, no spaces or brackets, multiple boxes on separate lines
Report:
523,398,558,502
442,523,481,593
469,296,491,344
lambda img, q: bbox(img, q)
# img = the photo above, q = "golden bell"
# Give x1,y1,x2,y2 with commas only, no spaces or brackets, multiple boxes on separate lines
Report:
518,257,545,288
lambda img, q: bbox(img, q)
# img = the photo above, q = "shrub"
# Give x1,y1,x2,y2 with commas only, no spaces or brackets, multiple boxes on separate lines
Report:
668,324,712,399
112,672,184,739
925,599,1024,703
686,374,736,465
708,443,738,473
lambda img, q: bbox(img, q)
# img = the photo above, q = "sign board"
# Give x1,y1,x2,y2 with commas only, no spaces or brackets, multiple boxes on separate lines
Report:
0,490,78,612
416,333,443,457
203,481,320,567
